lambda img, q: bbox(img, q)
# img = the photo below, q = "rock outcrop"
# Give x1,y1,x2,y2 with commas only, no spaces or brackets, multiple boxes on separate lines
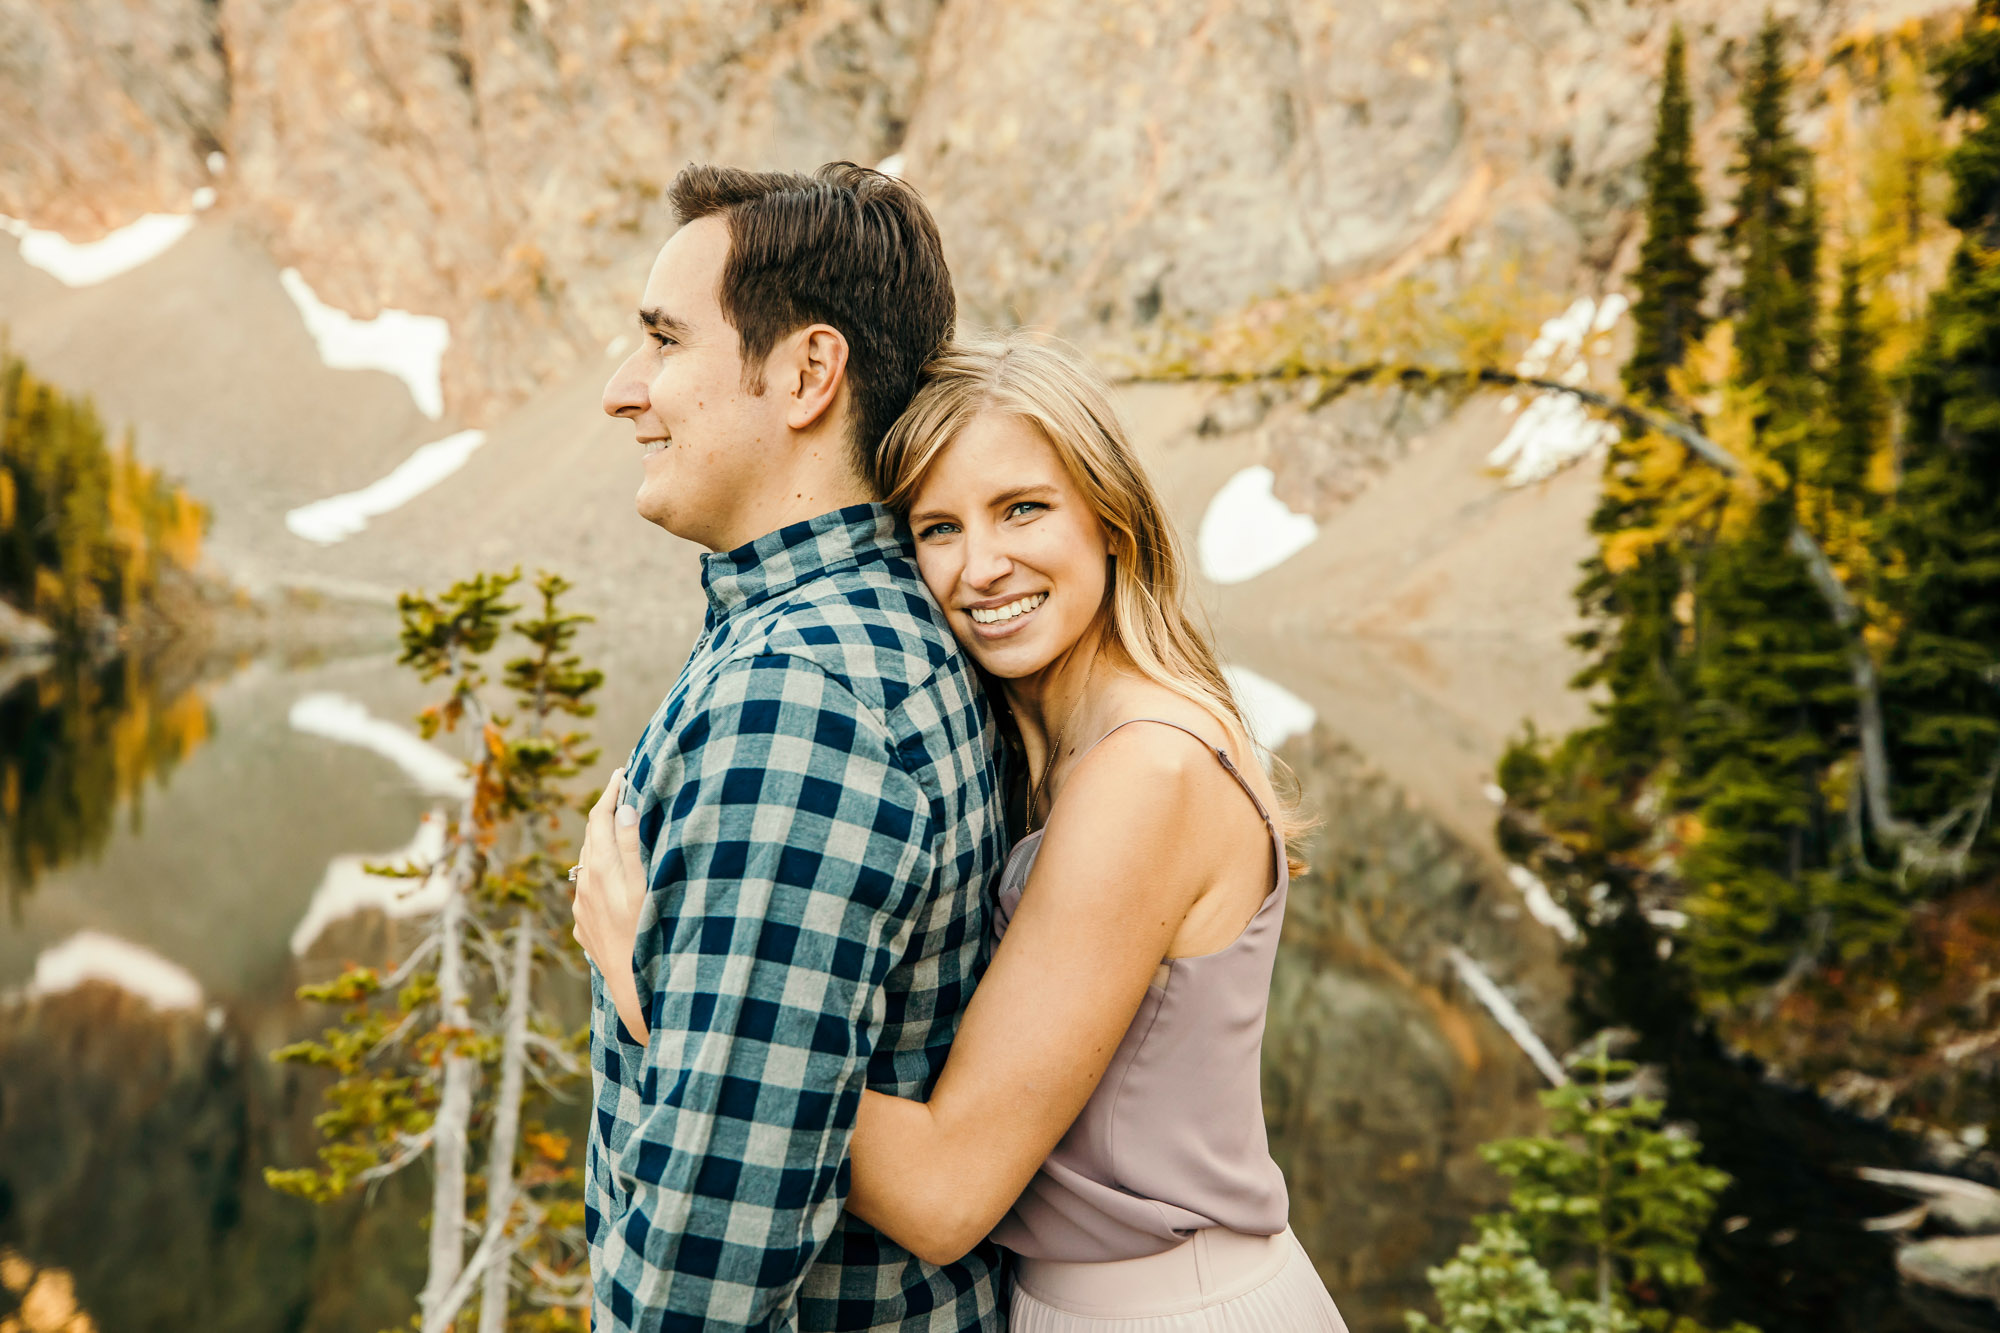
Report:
0,0,1972,425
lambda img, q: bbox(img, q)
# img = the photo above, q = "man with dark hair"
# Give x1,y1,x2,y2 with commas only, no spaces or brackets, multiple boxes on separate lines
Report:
579,161,1007,1331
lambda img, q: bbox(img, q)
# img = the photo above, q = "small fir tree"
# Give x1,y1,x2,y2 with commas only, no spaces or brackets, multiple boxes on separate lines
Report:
1407,1040,1754,1333
268,570,602,1332
1407,1223,1630,1333
1485,1046,1735,1321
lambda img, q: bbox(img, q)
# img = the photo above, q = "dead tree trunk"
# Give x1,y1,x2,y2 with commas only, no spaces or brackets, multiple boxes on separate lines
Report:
420,876,476,1321
477,912,535,1333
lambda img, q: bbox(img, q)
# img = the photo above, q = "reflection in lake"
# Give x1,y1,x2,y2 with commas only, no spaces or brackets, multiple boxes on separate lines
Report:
0,645,1936,1332
0,653,212,906
0,651,446,1333
0,647,1565,1332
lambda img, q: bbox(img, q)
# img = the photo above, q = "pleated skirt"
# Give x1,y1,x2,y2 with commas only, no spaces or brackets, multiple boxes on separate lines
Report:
1009,1226,1348,1331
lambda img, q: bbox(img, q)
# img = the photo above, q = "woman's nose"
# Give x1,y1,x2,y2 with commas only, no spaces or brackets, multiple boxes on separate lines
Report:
963,532,1013,589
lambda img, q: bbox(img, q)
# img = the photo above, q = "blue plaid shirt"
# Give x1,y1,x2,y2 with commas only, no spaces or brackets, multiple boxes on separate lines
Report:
586,505,1009,1332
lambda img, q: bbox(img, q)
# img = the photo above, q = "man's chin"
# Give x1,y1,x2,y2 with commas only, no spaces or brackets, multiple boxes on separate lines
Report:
633,484,676,533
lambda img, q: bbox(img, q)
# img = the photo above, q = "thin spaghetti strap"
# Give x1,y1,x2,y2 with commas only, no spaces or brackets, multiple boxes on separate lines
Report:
1078,717,1277,829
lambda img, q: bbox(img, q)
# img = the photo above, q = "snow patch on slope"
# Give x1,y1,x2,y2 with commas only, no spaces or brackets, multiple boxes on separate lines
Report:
19,931,204,1010
0,213,195,286
1198,466,1320,584
288,692,471,798
285,429,486,544
279,267,452,419
1487,293,1628,486
1224,665,1318,759
290,814,450,955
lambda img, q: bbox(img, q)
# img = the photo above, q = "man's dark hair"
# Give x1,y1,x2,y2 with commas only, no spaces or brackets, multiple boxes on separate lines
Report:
668,161,955,494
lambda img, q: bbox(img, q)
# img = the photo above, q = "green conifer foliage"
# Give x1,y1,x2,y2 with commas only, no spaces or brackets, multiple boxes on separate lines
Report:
269,570,602,1330
1407,1043,1755,1333
1726,15,1823,441
1406,1224,1629,1333
1627,26,1713,405
1575,25,1712,783
1818,256,1886,523
1680,498,1854,996
1883,0,2000,863
1670,16,1862,997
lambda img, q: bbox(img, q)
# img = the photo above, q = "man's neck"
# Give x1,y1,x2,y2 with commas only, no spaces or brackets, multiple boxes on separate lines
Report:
707,479,876,554
702,415,875,552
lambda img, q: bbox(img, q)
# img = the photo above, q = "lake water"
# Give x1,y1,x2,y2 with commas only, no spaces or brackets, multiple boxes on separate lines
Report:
0,646,1941,1332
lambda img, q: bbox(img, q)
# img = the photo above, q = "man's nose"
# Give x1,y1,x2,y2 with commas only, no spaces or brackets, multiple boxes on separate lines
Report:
602,352,649,419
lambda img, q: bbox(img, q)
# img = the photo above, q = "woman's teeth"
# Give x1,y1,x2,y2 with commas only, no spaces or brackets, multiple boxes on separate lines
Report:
642,438,669,457
969,593,1048,625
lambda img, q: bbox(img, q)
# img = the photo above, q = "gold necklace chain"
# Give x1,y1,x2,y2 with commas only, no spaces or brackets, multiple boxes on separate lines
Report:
1027,650,1099,834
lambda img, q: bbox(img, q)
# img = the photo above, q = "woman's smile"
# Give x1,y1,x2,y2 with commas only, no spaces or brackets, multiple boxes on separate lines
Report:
966,591,1050,635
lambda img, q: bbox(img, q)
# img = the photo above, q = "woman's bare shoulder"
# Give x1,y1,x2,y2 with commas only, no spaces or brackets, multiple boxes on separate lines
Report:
1089,677,1239,752
1078,677,1279,824
1060,681,1244,816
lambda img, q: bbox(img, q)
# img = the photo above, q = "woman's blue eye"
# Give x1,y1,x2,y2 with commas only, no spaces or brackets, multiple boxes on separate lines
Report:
919,522,959,540
1008,501,1045,518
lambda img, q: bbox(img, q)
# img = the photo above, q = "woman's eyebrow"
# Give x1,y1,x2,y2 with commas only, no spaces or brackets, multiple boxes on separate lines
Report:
989,484,1059,507
910,484,1058,526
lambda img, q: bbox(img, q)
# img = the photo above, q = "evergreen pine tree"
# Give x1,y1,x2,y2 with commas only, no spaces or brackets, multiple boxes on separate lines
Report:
1819,255,1886,520
1882,1,2000,865
1626,25,1712,404
1573,25,1711,782
1680,499,1852,996
1726,13,1822,443
1678,14,1855,998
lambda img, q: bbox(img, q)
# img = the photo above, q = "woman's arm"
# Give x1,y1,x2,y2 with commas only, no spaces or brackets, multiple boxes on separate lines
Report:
844,725,1234,1264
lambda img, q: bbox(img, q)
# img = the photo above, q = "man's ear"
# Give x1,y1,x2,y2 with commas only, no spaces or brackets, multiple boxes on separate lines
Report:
783,324,850,432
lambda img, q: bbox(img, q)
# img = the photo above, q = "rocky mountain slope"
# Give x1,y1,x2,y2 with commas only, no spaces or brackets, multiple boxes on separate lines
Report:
3,0,1968,422
0,0,1973,843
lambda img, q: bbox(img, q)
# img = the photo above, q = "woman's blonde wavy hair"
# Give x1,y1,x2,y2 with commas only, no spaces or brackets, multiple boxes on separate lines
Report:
876,331,1311,871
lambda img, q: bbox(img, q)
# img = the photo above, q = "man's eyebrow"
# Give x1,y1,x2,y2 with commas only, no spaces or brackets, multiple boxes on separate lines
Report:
638,307,690,337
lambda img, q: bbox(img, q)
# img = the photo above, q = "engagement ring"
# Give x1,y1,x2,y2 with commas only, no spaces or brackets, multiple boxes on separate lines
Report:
567,864,582,882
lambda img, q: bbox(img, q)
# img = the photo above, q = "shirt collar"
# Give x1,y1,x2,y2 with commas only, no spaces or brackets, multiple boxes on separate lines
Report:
700,504,910,618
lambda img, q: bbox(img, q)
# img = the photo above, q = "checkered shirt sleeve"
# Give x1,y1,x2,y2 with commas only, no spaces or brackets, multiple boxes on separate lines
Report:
588,651,942,1332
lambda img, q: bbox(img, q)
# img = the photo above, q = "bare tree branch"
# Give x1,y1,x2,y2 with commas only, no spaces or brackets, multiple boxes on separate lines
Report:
354,1130,435,1186
380,934,442,991
523,1029,584,1075
421,1193,542,1333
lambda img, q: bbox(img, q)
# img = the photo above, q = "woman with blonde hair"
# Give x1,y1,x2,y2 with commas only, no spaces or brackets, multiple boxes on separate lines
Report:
573,328,1346,1328
840,331,1347,1329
